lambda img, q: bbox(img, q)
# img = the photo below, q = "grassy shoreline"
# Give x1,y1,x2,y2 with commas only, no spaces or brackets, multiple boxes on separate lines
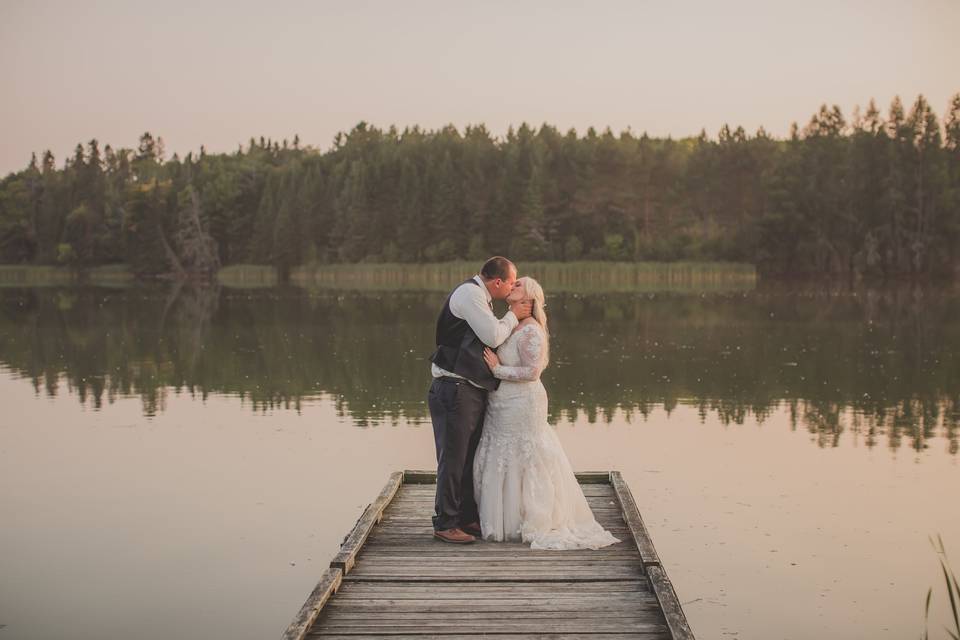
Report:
291,261,757,292
0,264,134,286
0,261,757,292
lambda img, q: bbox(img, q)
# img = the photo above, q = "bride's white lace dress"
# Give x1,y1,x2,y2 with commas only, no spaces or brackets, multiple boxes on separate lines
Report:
473,322,620,550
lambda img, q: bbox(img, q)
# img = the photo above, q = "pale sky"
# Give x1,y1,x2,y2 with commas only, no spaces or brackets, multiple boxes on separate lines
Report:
2,0,958,176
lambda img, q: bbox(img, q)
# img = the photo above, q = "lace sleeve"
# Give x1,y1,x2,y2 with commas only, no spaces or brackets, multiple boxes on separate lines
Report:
493,324,545,382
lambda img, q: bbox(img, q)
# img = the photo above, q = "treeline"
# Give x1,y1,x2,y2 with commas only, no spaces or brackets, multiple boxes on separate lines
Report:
0,93,958,279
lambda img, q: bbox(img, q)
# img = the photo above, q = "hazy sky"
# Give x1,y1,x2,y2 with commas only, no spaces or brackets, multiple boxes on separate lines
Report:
2,0,957,176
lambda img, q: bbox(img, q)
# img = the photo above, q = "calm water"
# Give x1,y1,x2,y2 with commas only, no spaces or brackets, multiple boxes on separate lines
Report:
0,282,958,639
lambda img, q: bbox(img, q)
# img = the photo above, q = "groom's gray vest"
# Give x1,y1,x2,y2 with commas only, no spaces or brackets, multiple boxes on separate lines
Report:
429,279,501,391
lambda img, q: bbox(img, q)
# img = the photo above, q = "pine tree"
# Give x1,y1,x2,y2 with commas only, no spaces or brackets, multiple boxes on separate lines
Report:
425,151,459,260
272,172,302,272
395,158,425,261
884,96,910,272
124,179,168,276
944,94,960,273
134,132,158,183
848,98,888,276
250,176,277,262
904,95,943,272
512,165,548,259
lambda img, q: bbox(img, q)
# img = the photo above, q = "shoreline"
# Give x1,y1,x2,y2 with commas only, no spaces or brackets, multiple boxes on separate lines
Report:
2,262,955,293
0,261,757,292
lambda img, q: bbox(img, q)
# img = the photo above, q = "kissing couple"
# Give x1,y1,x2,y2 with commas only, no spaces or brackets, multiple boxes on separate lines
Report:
426,256,620,550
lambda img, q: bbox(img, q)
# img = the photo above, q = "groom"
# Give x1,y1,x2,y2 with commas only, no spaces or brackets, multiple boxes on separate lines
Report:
428,256,532,543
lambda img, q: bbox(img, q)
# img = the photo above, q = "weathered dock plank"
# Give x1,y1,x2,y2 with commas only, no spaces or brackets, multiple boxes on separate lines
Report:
283,568,343,640
285,470,694,639
330,471,403,573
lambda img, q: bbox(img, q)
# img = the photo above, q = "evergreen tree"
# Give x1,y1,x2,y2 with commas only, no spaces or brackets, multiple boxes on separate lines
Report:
395,157,425,261
133,132,158,183
906,95,944,273
944,94,960,273
877,97,909,272
512,165,548,259
250,175,278,262
124,180,168,276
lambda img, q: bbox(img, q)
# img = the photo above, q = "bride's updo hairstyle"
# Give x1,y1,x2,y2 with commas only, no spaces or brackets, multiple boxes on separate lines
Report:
518,276,549,367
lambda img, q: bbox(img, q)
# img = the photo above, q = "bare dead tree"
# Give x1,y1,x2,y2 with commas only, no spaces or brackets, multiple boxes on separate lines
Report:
174,185,220,278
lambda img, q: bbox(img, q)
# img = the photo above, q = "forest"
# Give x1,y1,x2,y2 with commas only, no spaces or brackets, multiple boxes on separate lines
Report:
0,93,957,279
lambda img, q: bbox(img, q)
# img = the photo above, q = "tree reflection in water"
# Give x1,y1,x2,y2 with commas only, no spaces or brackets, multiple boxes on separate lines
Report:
0,283,956,455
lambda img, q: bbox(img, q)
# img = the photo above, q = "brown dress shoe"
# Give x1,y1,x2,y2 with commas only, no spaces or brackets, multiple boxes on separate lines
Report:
461,522,482,538
433,528,476,544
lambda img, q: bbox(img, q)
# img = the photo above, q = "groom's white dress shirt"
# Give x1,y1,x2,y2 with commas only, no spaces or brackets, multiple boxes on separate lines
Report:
431,275,519,386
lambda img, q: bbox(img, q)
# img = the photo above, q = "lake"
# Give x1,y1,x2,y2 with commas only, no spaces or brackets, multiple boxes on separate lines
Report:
0,280,958,639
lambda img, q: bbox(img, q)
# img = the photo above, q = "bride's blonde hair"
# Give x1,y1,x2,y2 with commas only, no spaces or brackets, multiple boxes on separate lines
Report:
518,276,549,367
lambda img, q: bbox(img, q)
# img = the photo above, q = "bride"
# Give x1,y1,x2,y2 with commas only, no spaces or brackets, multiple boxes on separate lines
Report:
474,276,620,550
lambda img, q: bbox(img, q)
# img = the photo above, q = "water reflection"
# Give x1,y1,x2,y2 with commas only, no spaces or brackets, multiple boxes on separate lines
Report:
0,284,957,454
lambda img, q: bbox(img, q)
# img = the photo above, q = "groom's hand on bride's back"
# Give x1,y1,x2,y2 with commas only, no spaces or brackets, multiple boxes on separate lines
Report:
511,299,532,320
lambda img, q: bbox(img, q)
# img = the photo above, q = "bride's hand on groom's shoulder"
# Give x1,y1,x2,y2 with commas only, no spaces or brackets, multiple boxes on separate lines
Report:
511,299,532,320
483,347,500,370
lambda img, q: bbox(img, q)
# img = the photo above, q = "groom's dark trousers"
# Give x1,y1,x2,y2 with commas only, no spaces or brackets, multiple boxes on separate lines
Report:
428,377,487,531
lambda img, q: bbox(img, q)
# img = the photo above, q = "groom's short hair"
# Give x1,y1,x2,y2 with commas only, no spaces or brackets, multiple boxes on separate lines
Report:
481,256,514,281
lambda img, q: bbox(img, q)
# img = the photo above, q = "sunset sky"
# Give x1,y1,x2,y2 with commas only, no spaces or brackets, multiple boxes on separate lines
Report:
2,0,957,176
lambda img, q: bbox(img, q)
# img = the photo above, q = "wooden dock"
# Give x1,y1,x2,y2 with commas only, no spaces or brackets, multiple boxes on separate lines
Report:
284,470,694,639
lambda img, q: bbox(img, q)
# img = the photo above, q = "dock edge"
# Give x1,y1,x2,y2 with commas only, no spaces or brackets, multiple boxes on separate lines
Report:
282,469,695,640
